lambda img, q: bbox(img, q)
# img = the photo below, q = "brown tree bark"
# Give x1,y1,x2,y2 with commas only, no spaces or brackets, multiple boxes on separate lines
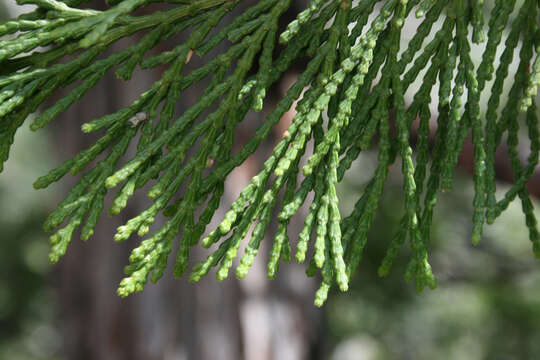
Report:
48,2,320,358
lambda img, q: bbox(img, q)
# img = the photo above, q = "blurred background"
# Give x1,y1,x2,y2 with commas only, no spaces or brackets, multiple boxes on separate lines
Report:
1,1,540,359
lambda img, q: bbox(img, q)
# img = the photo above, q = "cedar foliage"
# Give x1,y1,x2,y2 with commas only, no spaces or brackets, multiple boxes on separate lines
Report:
1,0,539,306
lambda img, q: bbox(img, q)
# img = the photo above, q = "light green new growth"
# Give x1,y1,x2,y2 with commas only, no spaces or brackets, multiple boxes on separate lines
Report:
1,0,540,306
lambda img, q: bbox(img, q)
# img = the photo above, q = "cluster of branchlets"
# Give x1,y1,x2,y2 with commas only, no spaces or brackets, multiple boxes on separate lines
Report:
1,0,539,306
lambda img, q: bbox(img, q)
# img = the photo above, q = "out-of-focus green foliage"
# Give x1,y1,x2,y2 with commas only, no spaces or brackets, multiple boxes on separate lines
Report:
0,124,61,360
325,160,540,359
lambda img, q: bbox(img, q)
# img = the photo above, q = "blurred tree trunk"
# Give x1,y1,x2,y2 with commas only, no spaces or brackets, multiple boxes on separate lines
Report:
48,2,320,359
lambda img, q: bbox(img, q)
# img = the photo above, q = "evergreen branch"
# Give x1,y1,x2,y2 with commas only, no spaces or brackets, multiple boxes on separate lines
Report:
1,0,540,306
